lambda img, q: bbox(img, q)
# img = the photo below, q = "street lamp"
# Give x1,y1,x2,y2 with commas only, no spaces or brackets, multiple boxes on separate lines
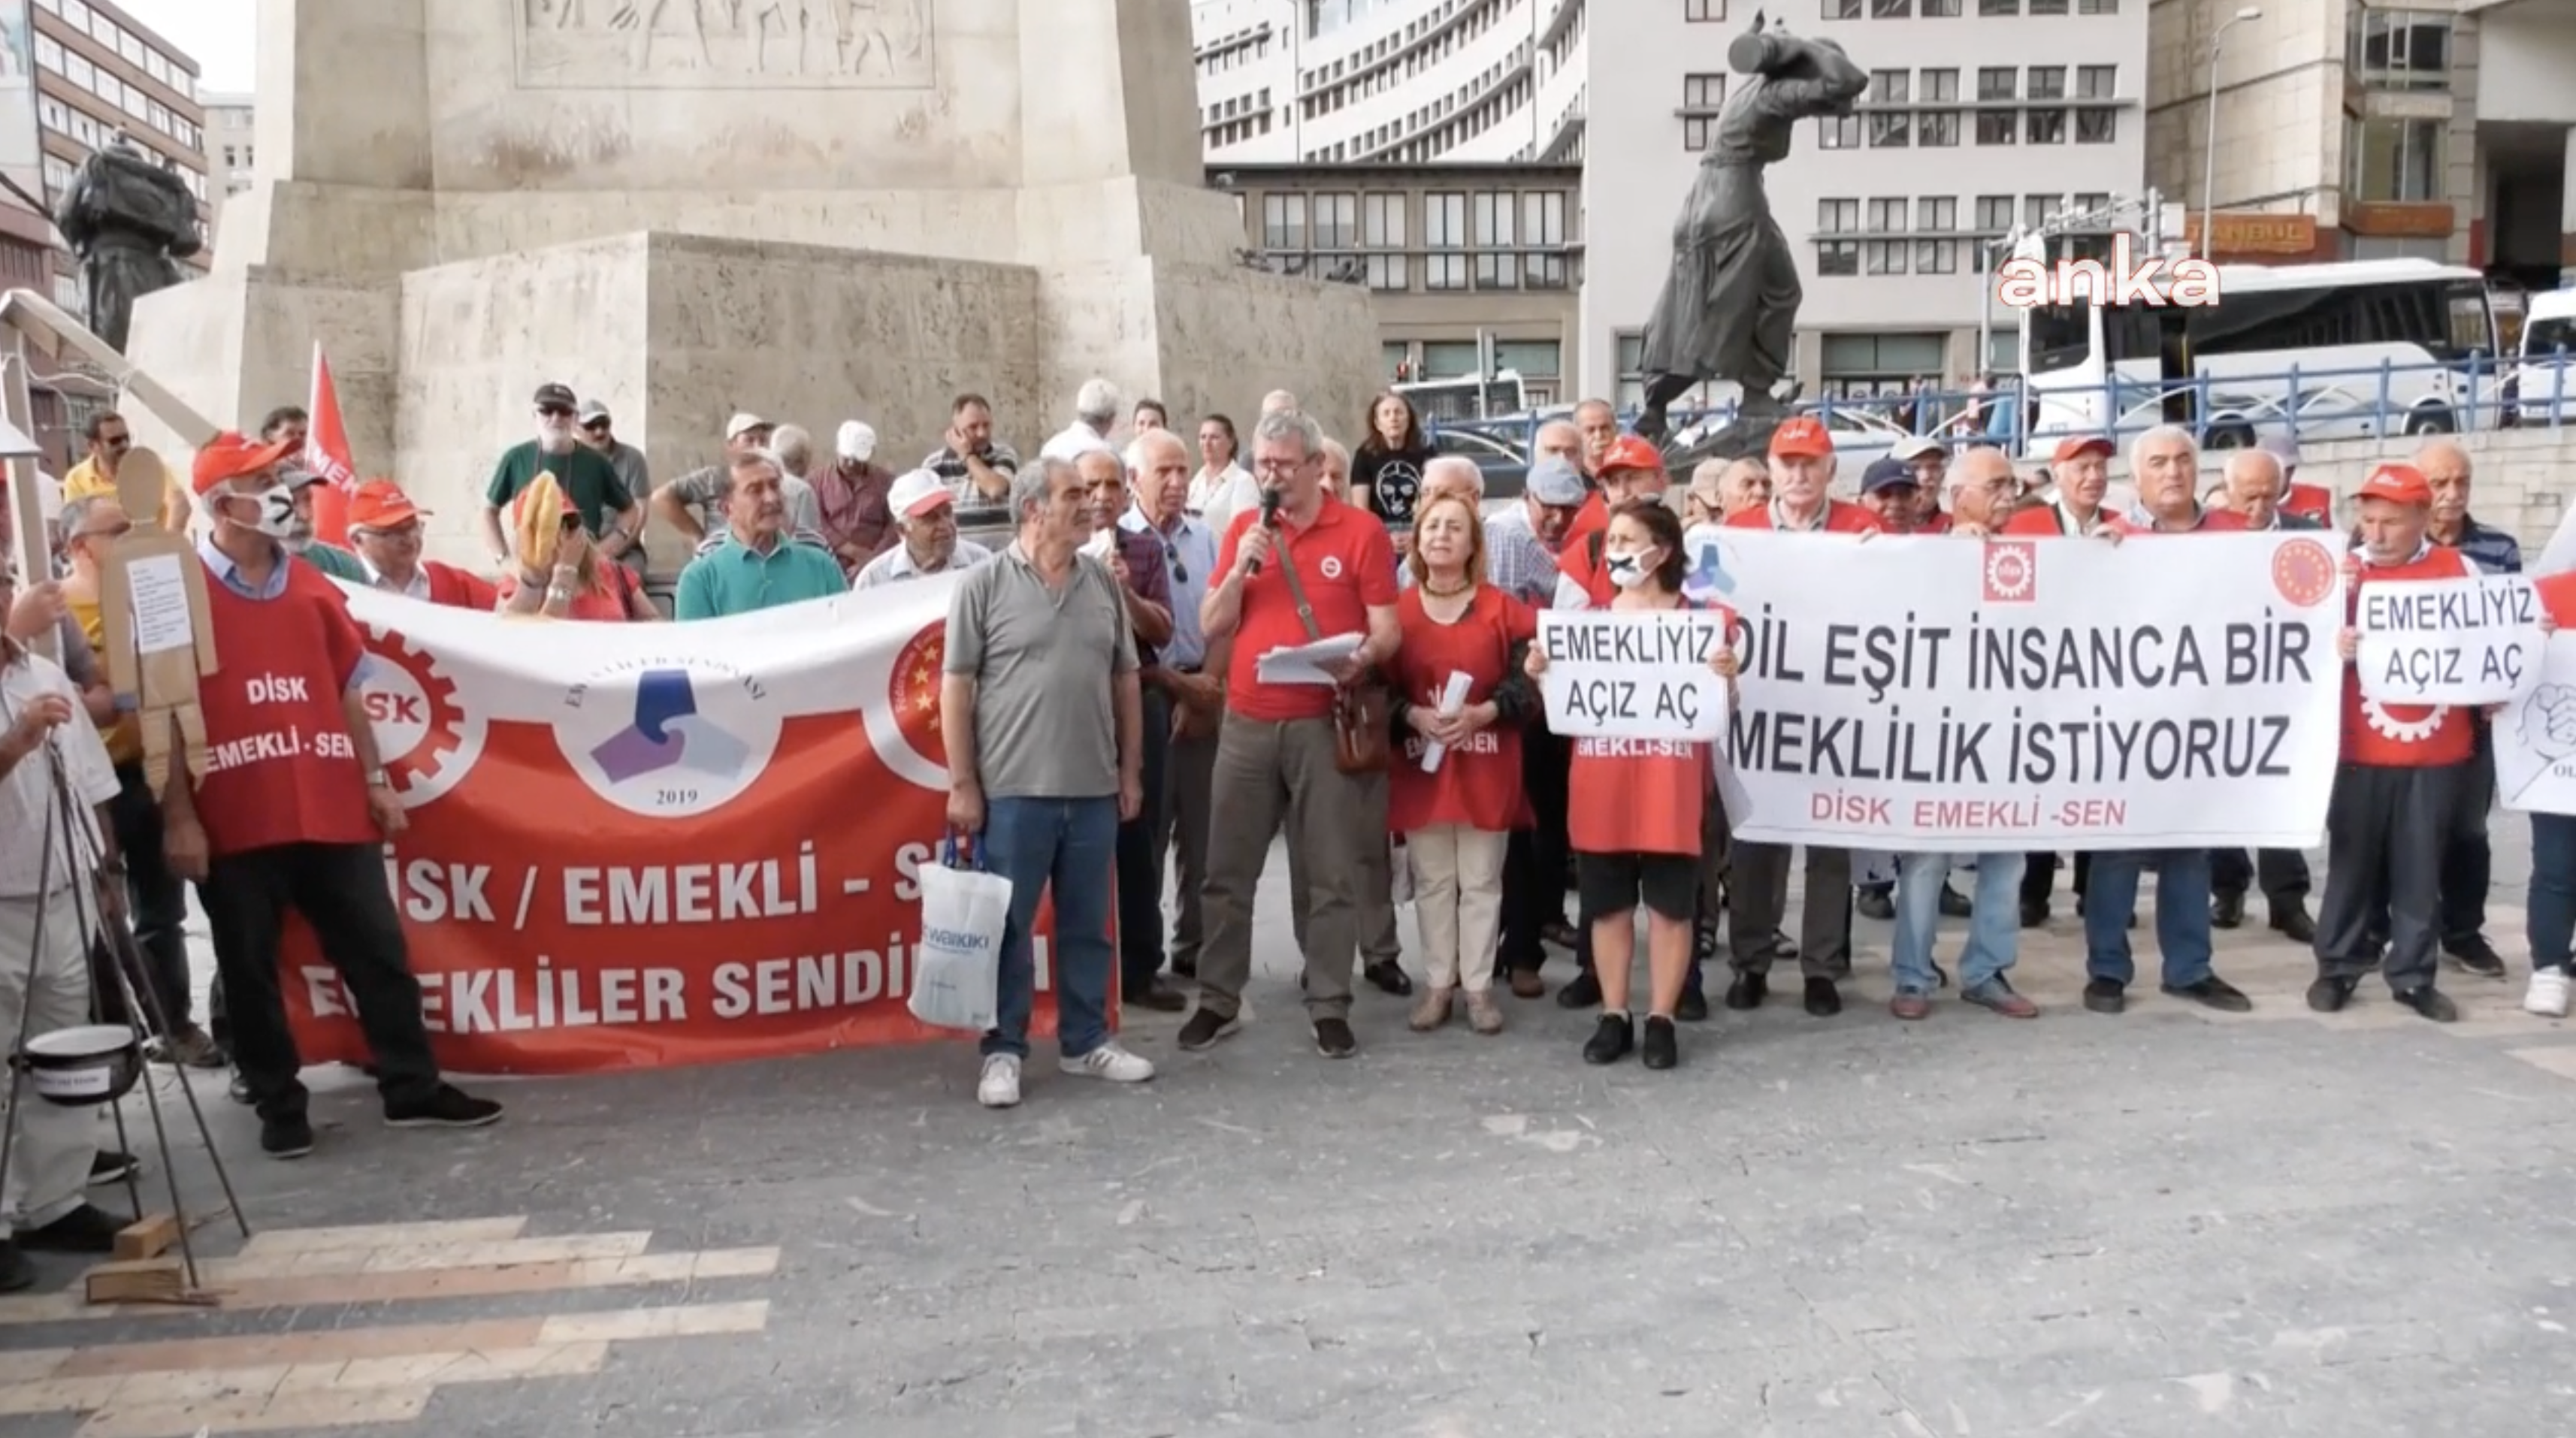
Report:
2202,5,2263,259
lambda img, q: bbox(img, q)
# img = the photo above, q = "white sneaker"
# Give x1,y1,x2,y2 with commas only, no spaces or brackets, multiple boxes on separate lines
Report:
2524,969,2570,1019
1061,1041,1156,1083
976,1054,1023,1108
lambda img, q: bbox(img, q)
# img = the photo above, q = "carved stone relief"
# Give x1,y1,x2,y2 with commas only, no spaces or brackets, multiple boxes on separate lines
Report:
517,0,934,89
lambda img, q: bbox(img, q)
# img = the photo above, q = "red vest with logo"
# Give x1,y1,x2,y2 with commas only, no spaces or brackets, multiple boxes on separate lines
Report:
195,562,379,857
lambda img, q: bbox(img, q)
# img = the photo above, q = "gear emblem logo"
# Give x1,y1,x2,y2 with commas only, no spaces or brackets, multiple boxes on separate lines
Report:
358,627,487,808
1981,541,2036,603
2272,537,2338,609
2361,696,2449,745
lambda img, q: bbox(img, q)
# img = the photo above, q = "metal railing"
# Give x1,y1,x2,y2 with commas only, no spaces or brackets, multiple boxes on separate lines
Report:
1430,352,2576,464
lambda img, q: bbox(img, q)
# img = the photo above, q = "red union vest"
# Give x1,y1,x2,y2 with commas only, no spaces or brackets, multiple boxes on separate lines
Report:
194,562,379,857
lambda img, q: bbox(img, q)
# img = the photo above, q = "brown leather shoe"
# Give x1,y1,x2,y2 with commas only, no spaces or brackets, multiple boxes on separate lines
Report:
1962,980,2039,1019
1889,992,1934,1021
1507,969,1547,1000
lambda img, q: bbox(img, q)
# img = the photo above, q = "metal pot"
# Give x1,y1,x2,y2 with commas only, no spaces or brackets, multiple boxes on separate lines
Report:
17,1024,142,1107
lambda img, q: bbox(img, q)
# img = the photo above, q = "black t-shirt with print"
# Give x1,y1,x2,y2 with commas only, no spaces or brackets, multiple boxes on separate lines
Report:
1355,443,1434,530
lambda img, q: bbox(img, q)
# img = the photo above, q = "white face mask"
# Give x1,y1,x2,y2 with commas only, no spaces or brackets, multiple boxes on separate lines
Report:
224,485,300,542
1606,550,1656,589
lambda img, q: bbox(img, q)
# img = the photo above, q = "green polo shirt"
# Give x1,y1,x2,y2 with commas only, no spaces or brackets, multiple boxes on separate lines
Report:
297,541,370,584
484,440,635,537
674,531,846,620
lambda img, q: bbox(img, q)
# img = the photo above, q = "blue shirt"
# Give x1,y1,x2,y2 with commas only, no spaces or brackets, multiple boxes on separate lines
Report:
2451,516,2523,576
674,532,847,620
198,534,293,600
1123,504,1216,670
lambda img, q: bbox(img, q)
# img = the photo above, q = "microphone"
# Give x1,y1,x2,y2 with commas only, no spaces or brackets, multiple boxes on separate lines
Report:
1249,488,1283,575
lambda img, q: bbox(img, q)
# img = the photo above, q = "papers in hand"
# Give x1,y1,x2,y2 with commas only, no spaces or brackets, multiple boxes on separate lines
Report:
1254,631,1363,687
1420,669,1472,772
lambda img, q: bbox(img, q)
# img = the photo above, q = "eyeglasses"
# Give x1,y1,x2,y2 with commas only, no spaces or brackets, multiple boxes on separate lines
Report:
537,405,575,419
1159,539,1187,586
582,420,609,434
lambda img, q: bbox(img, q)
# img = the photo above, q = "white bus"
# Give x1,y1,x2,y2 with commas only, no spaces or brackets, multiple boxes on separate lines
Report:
2018,257,2498,453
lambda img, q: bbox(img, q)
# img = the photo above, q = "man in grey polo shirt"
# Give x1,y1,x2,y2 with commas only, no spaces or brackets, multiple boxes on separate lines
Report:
941,456,1153,1110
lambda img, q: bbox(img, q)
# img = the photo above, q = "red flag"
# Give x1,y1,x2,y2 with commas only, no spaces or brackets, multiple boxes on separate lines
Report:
305,341,358,546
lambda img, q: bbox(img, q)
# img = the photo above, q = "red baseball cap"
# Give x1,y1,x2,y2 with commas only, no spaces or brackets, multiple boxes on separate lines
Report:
2357,462,2432,506
1769,416,1832,460
346,479,427,530
2050,434,2115,464
189,431,296,495
1597,434,1664,476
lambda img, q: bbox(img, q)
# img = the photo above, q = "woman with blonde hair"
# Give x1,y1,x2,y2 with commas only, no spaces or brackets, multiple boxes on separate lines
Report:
1386,490,1540,1034
496,473,661,621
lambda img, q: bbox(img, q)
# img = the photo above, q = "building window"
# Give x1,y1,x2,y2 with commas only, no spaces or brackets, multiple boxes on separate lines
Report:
1686,0,1728,18
1975,111,2015,145
1311,191,1356,270
1867,197,1908,234
52,272,82,317
1683,72,1725,152
2025,109,2066,143
1870,113,1910,147
2027,66,2065,100
2348,8,2451,91
1819,113,1861,148
1820,332,1948,400
1915,237,1958,273
1918,110,1959,146
1872,0,1910,16
2028,0,2068,12
2076,0,2116,10
32,35,57,70
1864,198,1909,273
1424,192,1468,290
1261,193,1308,270
1918,196,1957,232
2074,108,2115,143
2347,115,2444,202
1473,191,1519,289
1422,340,1483,376
1870,70,1908,104
1493,340,1563,378
1977,67,2015,101
1362,192,1407,290
1864,240,1907,275
1818,198,1860,275
1979,0,2017,13
1523,190,1571,289
1820,198,1861,233
1821,0,1861,17
1921,68,1958,101
1974,194,2015,231
2024,194,2066,229
2076,65,2115,98
1383,343,1410,381
1924,0,1961,12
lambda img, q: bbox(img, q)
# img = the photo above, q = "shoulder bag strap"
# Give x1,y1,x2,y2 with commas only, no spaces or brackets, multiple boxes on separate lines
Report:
1271,525,1326,643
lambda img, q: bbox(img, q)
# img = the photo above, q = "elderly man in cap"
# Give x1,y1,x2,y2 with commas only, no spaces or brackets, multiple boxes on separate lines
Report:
346,482,497,609
2313,463,2477,1023
654,412,826,549
1891,434,1950,532
812,421,899,579
853,470,994,588
482,382,644,572
1554,435,1680,610
1855,457,1926,534
575,399,652,527
273,467,370,584
1489,452,1585,994
171,432,504,1159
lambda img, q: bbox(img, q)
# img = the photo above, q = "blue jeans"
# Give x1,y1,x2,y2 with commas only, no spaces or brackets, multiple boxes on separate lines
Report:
1891,852,2023,995
979,796,1119,1062
2530,813,2576,975
2083,850,2214,989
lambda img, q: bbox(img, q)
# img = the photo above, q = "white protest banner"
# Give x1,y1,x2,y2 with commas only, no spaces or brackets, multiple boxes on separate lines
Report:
2355,572,2542,706
1537,609,1732,741
1704,530,2347,851
2496,633,2576,816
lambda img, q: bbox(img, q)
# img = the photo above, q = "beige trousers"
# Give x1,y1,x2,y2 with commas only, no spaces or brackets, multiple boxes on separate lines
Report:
1405,824,1509,992
0,889,101,1239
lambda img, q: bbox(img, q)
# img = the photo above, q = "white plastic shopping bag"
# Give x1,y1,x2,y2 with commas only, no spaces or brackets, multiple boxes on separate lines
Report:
908,837,1013,1032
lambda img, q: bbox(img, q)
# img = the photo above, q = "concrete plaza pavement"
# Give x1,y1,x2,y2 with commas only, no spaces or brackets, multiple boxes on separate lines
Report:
3,827,2574,1438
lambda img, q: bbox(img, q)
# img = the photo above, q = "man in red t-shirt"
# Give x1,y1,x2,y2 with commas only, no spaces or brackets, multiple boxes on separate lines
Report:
2311,462,2475,1023
164,434,503,1159
1181,409,1402,1060
1716,414,1871,1015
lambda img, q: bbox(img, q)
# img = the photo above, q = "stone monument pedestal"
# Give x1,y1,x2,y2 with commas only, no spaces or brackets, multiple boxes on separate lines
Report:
128,0,1377,569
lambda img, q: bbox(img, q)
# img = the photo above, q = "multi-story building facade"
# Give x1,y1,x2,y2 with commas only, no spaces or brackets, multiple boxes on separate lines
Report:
201,88,251,201
2150,1,2576,292
1199,0,2150,404
30,0,210,325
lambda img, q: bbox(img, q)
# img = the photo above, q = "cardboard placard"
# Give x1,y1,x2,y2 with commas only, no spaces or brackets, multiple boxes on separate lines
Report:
94,449,216,793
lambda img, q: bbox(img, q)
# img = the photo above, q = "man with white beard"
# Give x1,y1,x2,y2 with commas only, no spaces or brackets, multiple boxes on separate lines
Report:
479,382,646,571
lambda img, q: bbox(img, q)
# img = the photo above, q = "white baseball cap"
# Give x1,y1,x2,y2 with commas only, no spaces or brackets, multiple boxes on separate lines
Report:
836,421,877,462
725,412,772,442
889,468,953,518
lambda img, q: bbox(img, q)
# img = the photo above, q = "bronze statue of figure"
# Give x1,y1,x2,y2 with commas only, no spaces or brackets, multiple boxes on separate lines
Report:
1634,17,1866,448
54,132,203,353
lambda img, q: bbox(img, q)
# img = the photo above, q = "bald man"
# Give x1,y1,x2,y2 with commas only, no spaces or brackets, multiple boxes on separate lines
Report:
1572,399,1619,476
1534,419,1584,473
2415,438,2520,977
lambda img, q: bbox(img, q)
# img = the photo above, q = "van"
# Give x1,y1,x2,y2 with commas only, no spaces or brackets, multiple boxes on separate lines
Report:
2514,289,2576,426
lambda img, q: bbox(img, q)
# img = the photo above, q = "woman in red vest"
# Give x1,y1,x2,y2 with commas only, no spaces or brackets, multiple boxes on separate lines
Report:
344,480,498,609
1528,501,1740,1070
1386,493,1540,1035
